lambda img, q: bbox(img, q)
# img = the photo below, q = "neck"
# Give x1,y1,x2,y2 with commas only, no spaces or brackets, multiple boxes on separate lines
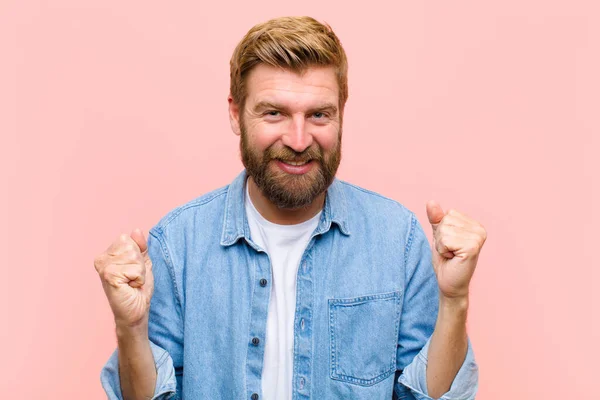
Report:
247,177,325,225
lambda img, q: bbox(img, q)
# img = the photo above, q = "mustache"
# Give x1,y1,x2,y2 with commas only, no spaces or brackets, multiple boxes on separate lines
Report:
265,146,323,163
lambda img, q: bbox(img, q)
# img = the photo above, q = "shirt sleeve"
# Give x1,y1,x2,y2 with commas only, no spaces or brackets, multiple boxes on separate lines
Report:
99,228,184,399
394,213,479,400
100,340,177,400
398,337,478,400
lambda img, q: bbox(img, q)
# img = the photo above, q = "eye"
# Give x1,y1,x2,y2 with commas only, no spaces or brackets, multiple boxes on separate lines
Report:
265,110,280,117
311,111,331,122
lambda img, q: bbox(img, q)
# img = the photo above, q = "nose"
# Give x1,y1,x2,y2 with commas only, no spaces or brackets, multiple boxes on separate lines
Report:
281,113,313,153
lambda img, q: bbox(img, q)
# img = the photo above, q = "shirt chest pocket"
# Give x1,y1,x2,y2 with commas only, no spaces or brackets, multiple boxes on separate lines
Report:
328,290,402,386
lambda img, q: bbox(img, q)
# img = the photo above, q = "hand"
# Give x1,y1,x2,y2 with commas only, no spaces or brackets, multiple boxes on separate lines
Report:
94,228,154,328
426,201,487,300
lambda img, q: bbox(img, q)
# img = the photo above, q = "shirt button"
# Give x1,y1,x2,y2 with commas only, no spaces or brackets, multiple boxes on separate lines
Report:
259,278,267,287
251,337,260,346
251,394,259,400
299,377,305,389
300,318,305,330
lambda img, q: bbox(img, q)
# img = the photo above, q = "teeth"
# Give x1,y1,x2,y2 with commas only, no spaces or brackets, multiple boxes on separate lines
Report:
283,160,309,166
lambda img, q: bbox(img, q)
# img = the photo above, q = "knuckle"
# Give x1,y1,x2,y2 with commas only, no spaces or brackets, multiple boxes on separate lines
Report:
93,255,104,271
122,243,135,252
133,263,144,274
101,269,113,282
480,226,488,239
438,224,450,236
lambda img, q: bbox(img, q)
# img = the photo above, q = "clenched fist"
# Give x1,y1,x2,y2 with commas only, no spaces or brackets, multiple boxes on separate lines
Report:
426,201,487,300
94,228,154,328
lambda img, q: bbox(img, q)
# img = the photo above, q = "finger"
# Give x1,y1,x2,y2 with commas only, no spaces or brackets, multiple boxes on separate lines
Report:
130,228,148,254
107,234,142,257
435,243,455,259
426,200,445,232
100,262,145,288
446,208,483,229
98,240,141,274
122,262,147,288
435,226,483,257
440,215,482,233
442,213,487,241
111,250,145,266
440,214,469,229
94,253,106,273
142,259,154,297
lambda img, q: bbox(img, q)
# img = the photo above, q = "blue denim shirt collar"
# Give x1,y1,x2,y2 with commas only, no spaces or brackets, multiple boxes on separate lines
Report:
220,170,351,246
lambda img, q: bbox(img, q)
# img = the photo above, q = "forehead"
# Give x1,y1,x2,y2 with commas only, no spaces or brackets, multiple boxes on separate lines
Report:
245,64,339,108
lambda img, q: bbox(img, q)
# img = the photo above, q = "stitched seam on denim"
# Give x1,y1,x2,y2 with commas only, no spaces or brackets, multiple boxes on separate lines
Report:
404,212,417,266
328,298,336,380
392,294,402,375
317,179,349,235
223,180,239,241
328,290,401,304
149,229,184,322
330,369,393,386
159,186,228,229
293,255,302,400
293,242,314,400
245,251,256,397
307,266,315,399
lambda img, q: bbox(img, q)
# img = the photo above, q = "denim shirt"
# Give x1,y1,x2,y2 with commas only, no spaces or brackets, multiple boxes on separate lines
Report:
100,170,478,400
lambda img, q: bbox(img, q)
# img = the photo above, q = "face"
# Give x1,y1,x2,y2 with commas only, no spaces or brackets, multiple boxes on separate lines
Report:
229,64,343,209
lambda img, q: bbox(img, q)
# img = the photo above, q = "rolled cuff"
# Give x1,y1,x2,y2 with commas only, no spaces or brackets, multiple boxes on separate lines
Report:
100,340,177,400
398,336,478,400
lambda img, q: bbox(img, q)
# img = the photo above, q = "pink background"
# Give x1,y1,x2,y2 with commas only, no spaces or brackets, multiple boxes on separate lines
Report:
2,0,598,398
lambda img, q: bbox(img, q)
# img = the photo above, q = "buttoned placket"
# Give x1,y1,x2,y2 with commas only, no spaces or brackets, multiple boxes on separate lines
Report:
245,243,272,400
245,234,318,400
292,234,320,400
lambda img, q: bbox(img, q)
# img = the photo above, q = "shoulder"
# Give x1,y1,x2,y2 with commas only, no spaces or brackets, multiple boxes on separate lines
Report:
150,184,229,236
336,179,415,223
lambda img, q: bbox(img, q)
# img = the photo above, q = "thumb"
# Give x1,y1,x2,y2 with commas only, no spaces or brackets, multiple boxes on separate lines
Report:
130,228,148,254
426,200,445,232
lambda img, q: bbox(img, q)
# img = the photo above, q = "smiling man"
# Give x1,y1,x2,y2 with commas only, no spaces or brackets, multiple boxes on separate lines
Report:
96,16,485,400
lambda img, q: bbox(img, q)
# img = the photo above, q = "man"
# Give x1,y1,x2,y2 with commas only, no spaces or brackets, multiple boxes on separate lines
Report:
96,16,485,400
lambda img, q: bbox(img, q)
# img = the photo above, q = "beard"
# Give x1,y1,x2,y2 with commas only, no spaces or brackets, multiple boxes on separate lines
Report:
239,118,342,210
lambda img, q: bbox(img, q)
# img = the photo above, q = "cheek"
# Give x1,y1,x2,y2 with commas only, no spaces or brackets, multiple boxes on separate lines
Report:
314,127,340,152
246,122,282,151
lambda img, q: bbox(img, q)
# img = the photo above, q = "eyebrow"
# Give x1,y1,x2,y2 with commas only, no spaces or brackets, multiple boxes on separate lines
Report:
253,101,338,116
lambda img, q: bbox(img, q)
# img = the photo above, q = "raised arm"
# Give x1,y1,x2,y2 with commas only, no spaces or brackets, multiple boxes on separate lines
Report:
96,228,181,400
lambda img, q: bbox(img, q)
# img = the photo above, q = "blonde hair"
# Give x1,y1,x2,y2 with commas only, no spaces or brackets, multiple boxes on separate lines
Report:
229,16,349,110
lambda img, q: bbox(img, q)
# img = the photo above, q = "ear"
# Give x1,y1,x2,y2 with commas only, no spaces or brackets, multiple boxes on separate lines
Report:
228,94,241,136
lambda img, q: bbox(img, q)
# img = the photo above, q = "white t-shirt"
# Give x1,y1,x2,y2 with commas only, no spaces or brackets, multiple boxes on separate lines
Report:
244,181,321,400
